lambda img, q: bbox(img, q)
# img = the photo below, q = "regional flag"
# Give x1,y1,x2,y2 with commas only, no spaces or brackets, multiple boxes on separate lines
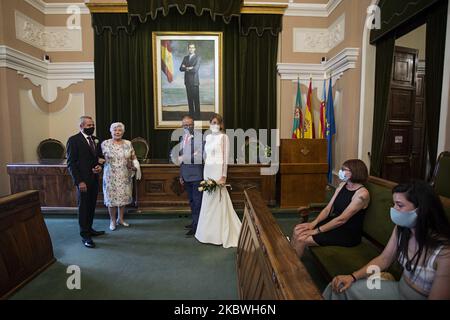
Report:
326,77,336,183
319,79,327,139
304,79,315,139
161,40,174,83
292,79,304,139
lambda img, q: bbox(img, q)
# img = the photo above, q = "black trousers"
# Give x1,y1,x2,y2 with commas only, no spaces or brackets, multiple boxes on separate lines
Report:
77,179,99,239
186,84,200,120
184,181,202,231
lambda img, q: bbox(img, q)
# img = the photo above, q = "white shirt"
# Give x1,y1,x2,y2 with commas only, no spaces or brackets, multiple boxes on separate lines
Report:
80,130,95,147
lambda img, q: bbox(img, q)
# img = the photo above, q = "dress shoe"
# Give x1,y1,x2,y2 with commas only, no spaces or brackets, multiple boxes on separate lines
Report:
185,229,195,237
184,223,193,230
117,220,130,227
82,238,96,248
110,222,116,231
89,229,105,237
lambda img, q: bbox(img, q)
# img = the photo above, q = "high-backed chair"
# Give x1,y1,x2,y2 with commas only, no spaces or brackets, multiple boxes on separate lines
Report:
131,137,150,161
37,138,65,160
431,151,450,198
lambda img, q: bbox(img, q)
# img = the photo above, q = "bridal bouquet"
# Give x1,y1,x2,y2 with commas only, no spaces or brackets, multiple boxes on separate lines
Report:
198,178,232,195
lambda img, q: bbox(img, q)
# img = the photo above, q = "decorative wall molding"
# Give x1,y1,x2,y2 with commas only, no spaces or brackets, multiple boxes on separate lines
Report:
15,11,82,52
293,14,345,53
285,0,343,17
24,0,90,15
277,47,359,85
0,45,94,103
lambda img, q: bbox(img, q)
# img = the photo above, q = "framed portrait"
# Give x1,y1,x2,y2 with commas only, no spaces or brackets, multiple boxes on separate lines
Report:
152,32,223,129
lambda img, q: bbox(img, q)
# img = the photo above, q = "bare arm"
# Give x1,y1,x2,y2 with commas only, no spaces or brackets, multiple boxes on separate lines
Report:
331,228,399,293
318,188,370,232
354,228,399,279
428,248,450,300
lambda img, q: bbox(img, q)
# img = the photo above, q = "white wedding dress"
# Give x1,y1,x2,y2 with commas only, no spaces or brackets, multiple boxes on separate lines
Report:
195,132,242,248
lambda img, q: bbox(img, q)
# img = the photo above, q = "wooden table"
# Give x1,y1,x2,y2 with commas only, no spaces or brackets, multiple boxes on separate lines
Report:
7,159,276,210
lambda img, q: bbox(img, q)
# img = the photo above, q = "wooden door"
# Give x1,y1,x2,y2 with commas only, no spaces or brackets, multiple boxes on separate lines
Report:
411,61,427,179
381,46,418,183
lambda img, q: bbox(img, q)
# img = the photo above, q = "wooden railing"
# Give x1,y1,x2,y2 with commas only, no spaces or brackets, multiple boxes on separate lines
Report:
0,190,55,299
236,189,322,300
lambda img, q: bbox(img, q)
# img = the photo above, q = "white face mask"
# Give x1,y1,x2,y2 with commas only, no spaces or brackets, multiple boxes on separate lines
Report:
338,169,349,182
210,124,220,133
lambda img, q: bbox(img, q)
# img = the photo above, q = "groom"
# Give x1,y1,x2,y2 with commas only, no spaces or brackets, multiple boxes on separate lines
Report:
179,115,204,237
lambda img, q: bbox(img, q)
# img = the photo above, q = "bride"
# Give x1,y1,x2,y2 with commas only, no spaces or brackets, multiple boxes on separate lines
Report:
195,114,242,248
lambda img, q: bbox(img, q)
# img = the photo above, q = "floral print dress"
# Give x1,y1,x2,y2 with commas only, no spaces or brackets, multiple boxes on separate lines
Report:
101,139,135,207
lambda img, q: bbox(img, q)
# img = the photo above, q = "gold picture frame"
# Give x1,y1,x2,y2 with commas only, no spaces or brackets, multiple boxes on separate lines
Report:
152,32,223,129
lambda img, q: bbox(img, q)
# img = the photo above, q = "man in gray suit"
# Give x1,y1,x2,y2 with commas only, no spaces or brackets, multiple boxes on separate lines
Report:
179,43,201,120
179,115,204,236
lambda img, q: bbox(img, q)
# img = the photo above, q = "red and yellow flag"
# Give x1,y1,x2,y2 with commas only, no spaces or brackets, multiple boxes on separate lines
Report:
319,79,326,139
161,40,174,83
304,79,315,139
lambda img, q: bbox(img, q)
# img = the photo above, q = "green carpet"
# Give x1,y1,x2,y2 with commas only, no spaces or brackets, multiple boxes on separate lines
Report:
10,217,239,300
10,213,327,300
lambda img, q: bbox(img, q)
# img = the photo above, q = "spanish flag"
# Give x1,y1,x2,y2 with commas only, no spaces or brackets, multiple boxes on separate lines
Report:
161,40,174,83
304,79,315,139
319,79,326,139
292,79,304,139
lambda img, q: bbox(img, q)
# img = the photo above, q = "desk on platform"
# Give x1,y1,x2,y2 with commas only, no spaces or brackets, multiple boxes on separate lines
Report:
7,160,276,210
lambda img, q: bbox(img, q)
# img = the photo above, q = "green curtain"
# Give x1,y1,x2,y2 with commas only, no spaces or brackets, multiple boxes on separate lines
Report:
370,0,442,44
425,0,448,178
369,34,395,177
127,0,242,23
93,8,280,159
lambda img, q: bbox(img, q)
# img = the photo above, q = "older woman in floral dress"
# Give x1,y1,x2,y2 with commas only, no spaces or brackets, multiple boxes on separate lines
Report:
102,122,141,231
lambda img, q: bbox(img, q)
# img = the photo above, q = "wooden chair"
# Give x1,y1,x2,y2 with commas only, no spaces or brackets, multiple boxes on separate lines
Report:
131,137,150,161
37,138,65,160
431,151,450,198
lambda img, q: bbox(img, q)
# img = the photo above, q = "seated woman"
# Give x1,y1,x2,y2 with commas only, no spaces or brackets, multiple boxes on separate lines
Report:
290,159,370,258
323,181,450,300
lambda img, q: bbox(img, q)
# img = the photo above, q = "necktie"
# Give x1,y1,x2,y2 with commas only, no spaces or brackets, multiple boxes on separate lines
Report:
88,136,96,152
183,134,190,147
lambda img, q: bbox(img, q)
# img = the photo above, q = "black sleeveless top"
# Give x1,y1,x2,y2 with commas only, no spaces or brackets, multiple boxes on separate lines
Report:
330,184,366,231
312,183,367,247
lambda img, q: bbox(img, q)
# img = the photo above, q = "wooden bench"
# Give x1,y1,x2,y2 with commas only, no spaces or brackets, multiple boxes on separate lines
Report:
301,176,450,281
236,189,322,300
0,190,55,299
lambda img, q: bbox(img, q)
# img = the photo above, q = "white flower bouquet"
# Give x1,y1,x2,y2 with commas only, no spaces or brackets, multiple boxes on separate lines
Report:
198,178,232,195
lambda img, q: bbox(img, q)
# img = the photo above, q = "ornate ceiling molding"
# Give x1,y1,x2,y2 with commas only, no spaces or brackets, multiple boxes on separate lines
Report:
0,45,94,103
24,0,90,15
283,0,343,17
277,47,360,85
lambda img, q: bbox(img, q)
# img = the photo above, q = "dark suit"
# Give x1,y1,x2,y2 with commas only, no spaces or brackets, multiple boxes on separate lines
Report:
66,132,103,240
179,130,204,231
179,54,201,120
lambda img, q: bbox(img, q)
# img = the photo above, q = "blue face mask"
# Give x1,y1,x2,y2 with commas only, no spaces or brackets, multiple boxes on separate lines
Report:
390,207,418,228
338,169,349,182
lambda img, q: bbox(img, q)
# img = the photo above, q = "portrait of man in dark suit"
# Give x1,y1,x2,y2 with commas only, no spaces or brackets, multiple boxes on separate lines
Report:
179,43,201,120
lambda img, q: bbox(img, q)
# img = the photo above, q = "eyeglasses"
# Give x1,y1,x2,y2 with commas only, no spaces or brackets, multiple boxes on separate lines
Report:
341,167,351,172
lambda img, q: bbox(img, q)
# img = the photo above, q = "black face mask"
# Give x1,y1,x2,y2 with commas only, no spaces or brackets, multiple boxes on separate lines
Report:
83,127,95,136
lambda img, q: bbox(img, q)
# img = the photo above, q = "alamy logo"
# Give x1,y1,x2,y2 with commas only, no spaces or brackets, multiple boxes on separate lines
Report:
366,265,381,290
66,5,81,30
66,265,81,290
366,5,381,30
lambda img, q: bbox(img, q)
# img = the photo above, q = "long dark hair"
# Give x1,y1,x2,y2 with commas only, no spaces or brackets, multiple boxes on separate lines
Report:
393,181,450,275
